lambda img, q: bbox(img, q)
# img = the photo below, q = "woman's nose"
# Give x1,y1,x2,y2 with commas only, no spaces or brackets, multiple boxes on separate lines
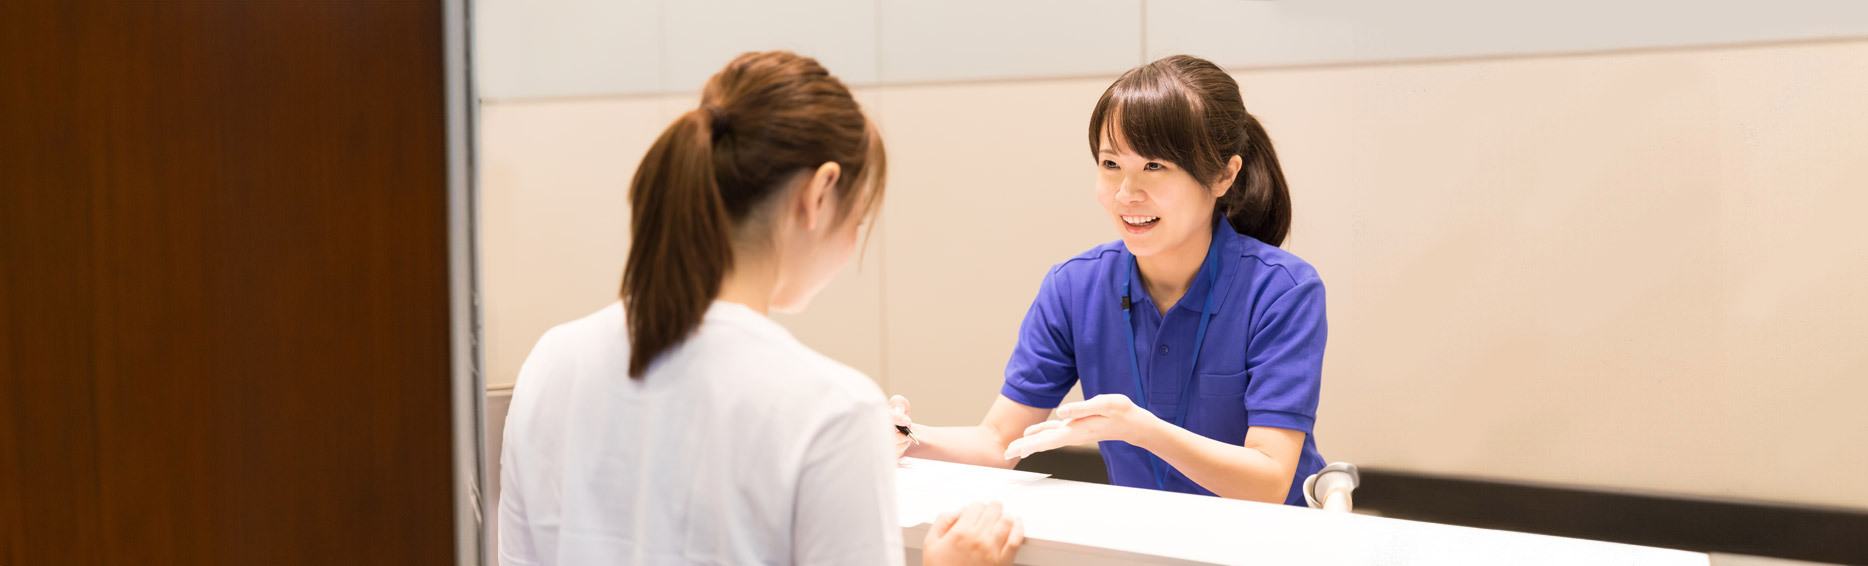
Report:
1115,177,1144,203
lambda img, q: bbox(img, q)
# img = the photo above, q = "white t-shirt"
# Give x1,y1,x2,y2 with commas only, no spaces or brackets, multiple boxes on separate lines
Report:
498,301,904,566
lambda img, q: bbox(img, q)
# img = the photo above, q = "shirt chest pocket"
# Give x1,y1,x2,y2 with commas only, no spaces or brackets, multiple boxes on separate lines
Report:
1193,368,1248,397
1189,368,1250,443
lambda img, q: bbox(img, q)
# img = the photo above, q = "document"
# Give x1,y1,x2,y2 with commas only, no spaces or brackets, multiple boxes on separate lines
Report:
895,457,1050,528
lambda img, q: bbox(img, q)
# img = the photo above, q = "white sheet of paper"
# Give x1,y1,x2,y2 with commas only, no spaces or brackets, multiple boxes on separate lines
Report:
895,457,1050,528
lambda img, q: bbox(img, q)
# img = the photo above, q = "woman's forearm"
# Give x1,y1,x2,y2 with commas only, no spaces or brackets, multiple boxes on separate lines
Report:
1134,423,1299,503
905,424,1020,469
901,394,1054,469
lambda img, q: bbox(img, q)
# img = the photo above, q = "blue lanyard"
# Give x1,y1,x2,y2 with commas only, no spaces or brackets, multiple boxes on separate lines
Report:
1119,235,1221,491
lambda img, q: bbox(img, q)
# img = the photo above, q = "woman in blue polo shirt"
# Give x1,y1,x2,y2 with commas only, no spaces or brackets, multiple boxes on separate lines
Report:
894,55,1326,505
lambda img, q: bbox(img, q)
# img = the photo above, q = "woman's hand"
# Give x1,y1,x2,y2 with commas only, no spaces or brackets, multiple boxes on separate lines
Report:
889,395,915,459
921,501,1024,566
1003,394,1162,460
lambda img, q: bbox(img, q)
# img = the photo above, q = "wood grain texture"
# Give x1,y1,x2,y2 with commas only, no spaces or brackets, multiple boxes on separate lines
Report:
1,1,456,563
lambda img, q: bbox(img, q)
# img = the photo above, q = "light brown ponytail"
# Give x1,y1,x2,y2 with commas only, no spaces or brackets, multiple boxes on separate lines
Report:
1088,55,1293,246
621,109,734,378
621,51,885,378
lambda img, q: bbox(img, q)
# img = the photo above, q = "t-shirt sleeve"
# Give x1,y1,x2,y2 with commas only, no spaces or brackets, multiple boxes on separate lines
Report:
1243,275,1328,434
999,265,1079,409
498,327,564,566
791,398,906,566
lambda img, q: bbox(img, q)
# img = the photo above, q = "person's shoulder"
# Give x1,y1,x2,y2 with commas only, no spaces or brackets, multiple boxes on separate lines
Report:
1048,239,1125,284
1233,234,1321,288
535,301,627,351
691,306,884,407
513,301,626,381
789,348,886,408
1056,240,1125,271
506,303,625,429
705,332,887,431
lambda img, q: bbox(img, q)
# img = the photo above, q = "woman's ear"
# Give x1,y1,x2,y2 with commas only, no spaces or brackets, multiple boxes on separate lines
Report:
798,161,841,231
1212,154,1244,198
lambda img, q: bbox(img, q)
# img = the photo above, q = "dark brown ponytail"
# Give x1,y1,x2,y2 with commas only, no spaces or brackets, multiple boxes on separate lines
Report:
1087,55,1293,246
621,51,885,378
1226,113,1291,246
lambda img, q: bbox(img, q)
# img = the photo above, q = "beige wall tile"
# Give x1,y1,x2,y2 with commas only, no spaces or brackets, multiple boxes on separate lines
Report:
872,78,1116,426
878,0,1142,83
475,0,662,100
480,95,680,387
663,0,879,89
473,0,1868,101
1147,0,1868,70
1237,41,1868,507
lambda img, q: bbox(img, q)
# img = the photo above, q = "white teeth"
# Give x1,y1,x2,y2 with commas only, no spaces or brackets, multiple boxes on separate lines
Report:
1122,215,1159,226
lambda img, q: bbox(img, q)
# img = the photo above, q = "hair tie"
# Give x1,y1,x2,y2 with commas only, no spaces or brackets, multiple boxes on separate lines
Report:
703,103,731,140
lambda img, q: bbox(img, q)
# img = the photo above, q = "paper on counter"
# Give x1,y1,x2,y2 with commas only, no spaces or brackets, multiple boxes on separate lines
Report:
895,457,1050,528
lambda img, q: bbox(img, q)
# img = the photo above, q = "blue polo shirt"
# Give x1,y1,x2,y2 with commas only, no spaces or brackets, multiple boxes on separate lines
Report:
999,218,1327,505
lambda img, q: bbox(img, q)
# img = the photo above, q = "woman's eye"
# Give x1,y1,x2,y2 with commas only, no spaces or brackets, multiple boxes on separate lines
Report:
1144,162,1165,171
1102,160,1119,169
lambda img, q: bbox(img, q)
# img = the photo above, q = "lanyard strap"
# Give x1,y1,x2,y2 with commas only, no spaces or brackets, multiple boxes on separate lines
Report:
1120,236,1222,490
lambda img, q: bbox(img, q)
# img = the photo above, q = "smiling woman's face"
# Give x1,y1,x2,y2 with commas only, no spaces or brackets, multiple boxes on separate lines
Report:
1095,127,1225,259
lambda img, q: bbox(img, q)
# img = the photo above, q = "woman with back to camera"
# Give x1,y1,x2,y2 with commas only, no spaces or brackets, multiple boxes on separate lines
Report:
891,55,1329,507
498,51,1023,566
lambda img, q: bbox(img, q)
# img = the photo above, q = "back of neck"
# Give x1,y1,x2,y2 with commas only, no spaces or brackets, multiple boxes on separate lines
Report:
716,249,779,315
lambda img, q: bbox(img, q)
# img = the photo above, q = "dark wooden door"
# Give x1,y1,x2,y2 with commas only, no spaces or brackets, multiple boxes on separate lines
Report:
1,1,460,564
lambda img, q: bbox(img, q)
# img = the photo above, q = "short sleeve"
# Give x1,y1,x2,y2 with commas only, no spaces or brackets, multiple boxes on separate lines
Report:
999,265,1079,409
791,399,905,566
1243,275,1327,434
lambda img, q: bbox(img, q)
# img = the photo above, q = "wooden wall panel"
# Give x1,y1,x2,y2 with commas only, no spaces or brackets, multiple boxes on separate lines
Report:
0,2,457,564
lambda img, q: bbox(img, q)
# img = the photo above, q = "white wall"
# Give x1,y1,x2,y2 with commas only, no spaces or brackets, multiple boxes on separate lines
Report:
475,0,1868,99
476,3,1868,510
